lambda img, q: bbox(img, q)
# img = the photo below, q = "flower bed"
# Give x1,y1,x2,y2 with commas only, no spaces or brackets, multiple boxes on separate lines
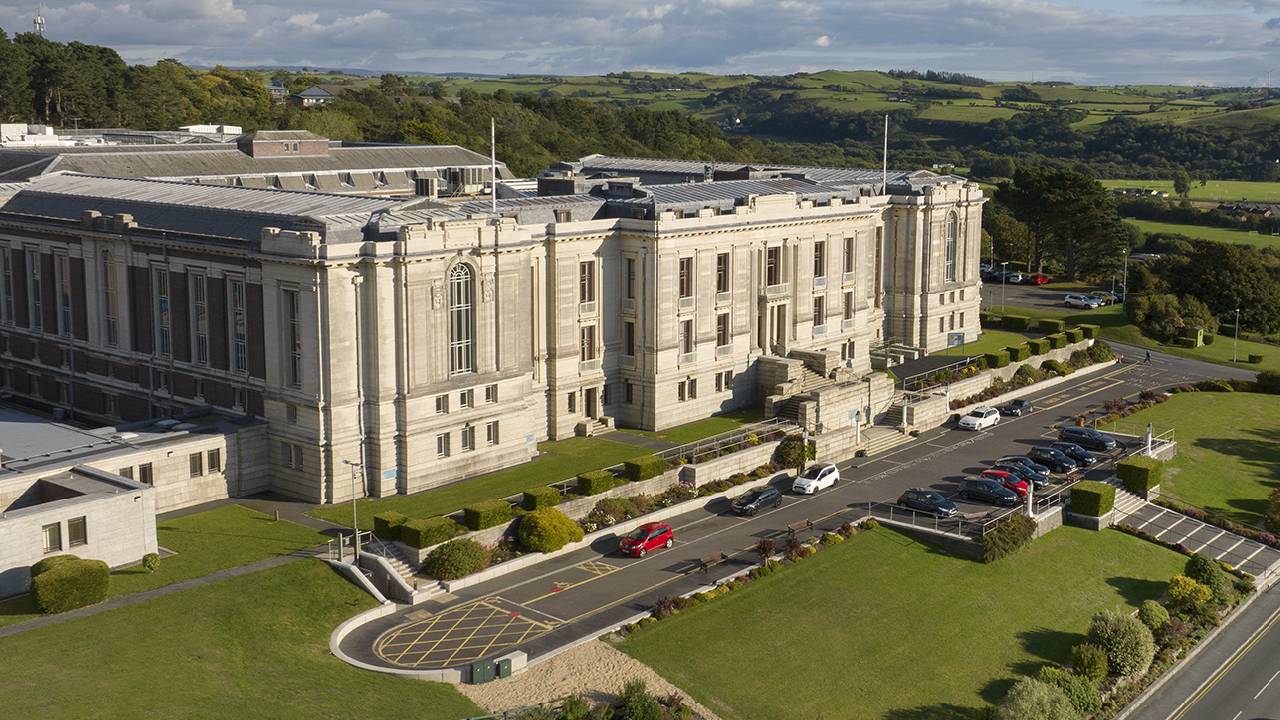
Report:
951,341,1115,410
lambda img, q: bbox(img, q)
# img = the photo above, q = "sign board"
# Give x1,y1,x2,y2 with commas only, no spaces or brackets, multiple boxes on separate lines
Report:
947,332,966,348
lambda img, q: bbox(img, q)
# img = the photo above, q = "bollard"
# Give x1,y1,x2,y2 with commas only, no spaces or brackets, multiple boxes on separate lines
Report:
273,509,280,522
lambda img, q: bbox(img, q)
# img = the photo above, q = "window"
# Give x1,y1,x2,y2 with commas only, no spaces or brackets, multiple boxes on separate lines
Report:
118,466,133,480
716,313,730,347
138,463,153,485
229,279,248,373
0,247,11,325
189,452,204,477
716,253,730,293
688,378,697,399
448,264,475,375
28,252,42,331
283,289,302,387
283,443,303,470
286,404,298,423
233,388,246,410
624,321,635,356
944,211,958,282
601,384,610,405
208,448,221,473
485,384,498,403
843,291,854,320
56,255,72,336
101,251,118,346
154,267,171,356
766,246,781,286
42,522,62,554
155,370,170,392
461,425,475,452
459,389,474,408
580,324,597,360
939,317,945,333
435,395,448,414
578,260,595,303
813,296,826,327
678,257,694,298
843,235,856,274
554,209,572,223
436,433,450,458
625,257,636,299
874,228,884,308
567,392,576,413
960,311,966,327
624,381,634,404
191,274,209,365
486,421,499,445
813,240,826,279
679,319,694,354
677,380,686,402
68,517,87,547
949,313,956,331
715,370,734,392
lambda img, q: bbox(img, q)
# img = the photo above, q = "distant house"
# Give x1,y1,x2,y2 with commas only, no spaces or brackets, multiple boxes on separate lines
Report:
1216,202,1277,219
1110,187,1169,199
266,81,288,104
291,86,334,107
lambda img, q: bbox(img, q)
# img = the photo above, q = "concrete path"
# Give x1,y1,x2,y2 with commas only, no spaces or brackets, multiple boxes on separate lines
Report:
158,495,345,534
1118,503,1280,578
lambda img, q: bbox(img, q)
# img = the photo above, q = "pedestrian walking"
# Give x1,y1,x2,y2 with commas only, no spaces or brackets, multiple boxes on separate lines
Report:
1144,350,1152,364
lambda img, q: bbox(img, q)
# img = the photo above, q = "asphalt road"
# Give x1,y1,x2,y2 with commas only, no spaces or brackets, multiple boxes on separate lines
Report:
979,279,1117,313
341,345,1245,674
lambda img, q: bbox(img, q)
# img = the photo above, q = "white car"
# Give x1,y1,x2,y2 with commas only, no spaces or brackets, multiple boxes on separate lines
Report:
792,463,840,494
1064,293,1100,309
958,407,1000,431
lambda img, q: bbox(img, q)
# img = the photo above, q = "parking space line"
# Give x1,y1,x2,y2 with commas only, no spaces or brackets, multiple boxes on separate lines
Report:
1155,515,1188,540
1240,544,1267,566
1220,536,1246,558
1191,529,1226,555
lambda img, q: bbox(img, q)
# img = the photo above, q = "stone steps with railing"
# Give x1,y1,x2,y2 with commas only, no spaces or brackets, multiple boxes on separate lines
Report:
1104,478,1147,518
861,426,915,456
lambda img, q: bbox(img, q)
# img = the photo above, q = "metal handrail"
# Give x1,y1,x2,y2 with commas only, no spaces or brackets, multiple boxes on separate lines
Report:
658,417,795,463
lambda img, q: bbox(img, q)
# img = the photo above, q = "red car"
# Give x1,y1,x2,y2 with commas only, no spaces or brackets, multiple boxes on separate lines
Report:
980,469,1028,498
1025,273,1052,285
619,522,674,557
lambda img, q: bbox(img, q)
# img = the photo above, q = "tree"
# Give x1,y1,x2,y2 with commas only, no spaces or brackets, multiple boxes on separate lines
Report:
1185,554,1235,608
1167,574,1214,619
1173,168,1191,198
1087,608,1155,676
997,167,1127,280
995,677,1080,720
0,30,33,122
295,109,363,141
1170,243,1280,334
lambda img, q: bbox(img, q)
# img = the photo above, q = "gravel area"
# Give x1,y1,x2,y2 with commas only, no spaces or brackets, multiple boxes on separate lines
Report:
456,639,721,719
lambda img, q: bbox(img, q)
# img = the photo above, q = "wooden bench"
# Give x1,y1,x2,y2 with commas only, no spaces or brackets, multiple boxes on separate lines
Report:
786,519,814,538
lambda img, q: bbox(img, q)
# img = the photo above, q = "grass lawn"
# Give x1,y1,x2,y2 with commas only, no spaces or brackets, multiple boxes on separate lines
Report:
621,527,1184,720
310,436,642,529
1123,219,1278,249
0,504,325,628
1101,178,1280,203
619,407,766,445
937,328,1031,357
0,560,482,720
1103,392,1280,526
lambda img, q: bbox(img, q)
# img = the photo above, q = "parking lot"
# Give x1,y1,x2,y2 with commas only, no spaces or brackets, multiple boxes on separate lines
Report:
1119,504,1280,578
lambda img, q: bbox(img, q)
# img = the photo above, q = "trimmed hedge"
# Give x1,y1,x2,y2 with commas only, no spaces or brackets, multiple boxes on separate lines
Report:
1174,337,1198,348
1002,314,1032,331
1027,337,1051,355
400,516,464,549
1038,318,1066,333
373,511,409,540
1203,333,1216,346
1006,344,1031,362
32,556,109,614
577,469,623,496
516,508,584,553
462,499,515,531
1065,327,1084,343
980,513,1036,563
1079,323,1100,340
1041,359,1071,376
1070,481,1116,517
1117,455,1163,495
624,455,664,482
521,485,562,511
984,350,1011,369
1046,333,1067,349
422,539,489,581
1249,354,1264,364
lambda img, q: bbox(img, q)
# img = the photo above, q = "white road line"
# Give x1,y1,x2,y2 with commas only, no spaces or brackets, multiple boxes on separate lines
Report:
1192,529,1227,555
1231,711,1242,720
1253,669,1280,700
1155,515,1188,540
1241,544,1268,565
1221,537,1246,558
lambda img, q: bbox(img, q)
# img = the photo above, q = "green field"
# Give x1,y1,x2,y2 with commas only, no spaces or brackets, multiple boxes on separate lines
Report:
0,504,325,628
1124,218,1279,248
937,328,1032,357
621,527,1183,720
1102,178,1280,203
0,561,482,719
619,407,765,446
309,436,643,528
1103,392,1280,526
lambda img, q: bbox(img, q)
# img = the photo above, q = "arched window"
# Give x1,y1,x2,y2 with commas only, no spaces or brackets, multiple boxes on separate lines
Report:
944,211,958,282
448,264,474,375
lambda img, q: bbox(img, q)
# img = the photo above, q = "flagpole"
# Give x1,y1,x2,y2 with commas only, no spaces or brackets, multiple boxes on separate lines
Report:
490,117,497,214
881,114,888,195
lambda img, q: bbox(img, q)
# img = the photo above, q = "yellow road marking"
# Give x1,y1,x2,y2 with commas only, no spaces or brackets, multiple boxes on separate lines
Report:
1170,602,1280,720
523,561,623,605
440,603,503,667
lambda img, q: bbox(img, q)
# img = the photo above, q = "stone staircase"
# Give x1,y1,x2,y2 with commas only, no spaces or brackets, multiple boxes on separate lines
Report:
861,425,915,456
380,542,420,586
1104,478,1146,519
798,365,835,392
880,401,906,428
774,396,804,422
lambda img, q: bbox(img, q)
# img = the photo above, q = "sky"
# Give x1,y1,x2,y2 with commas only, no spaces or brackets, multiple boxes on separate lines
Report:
1,0,1279,86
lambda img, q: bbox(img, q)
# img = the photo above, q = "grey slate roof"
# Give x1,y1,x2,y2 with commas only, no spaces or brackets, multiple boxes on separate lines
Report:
618,178,849,205
239,130,326,142
577,155,963,194
295,86,334,98
458,194,607,225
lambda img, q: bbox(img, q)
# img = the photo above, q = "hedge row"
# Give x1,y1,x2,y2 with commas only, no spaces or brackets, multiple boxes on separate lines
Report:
1071,481,1116,517
521,485,562,511
624,455,665,482
1007,344,1031,361
1027,338,1050,355
1117,456,1163,495
980,513,1037,563
1079,324,1100,339
373,511,409,540
462,499,515,531
399,516,465,549
1046,333,1068,349
31,555,109,614
576,469,623,496
1038,318,1066,333
984,350,1011,369
1066,327,1085,343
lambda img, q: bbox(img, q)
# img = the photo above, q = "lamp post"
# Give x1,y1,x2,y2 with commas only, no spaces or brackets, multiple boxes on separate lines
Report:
1121,250,1129,304
342,459,363,560
1233,308,1241,363
999,261,1009,314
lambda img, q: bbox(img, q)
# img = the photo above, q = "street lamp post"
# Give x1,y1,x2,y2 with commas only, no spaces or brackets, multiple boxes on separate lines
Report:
1121,250,1129,304
343,460,363,560
1233,308,1241,363
999,261,1009,314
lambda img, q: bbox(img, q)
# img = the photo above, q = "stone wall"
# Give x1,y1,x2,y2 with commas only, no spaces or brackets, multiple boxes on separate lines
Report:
942,338,1094,405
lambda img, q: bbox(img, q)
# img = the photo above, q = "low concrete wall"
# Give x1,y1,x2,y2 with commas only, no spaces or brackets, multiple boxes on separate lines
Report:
358,552,416,604
1034,506,1064,538
1065,510,1115,530
943,338,1095,406
951,360,1118,418
684,441,779,485
325,559,388,603
328,602,467,683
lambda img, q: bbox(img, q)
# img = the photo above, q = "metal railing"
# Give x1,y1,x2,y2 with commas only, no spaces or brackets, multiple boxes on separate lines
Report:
658,417,795,465
867,475,1084,540
899,355,983,392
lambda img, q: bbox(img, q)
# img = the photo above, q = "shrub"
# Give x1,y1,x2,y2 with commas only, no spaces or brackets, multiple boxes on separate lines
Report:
1167,574,1215,619
821,531,844,545
1087,340,1115,363
774,434,813,472
399,516,464,549
1027,337,1051,355
1117,455,1163,495
1185,553,1235,607
521,486,562,511
1249,353,1264,364
1138,600,1170,634
576,470,622,496
980,513,1036,563
1256,371,1280,395
31,556,109,614
1070,643,1108,683
1087,608,1155,676
462,499,515,531
422,539,490,580
1038,318,1067,333
1046,333,1068,349
1078,324,1100,340
517,508,584,553
1041,359,1071,376
620,680,664,720
623,455,664,482
995,678,1079,720
1037,665,1101,718
1007,344,1031,361
985,350,1011,369
372,511,409,540
1065,327,1085,344
1070,481,1115,517
1002,314,1032,331
1202,333,1215,345
142,553,160,573
864,518,881,530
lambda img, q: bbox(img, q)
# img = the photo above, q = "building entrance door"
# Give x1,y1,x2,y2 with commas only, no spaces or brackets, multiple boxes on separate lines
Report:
585,388,598,419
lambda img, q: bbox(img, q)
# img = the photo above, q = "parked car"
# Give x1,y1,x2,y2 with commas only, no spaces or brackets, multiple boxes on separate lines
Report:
731,486,783,516
958,407,1001,431
959,477,1021,506
995,455,1052,476
619,522,673,558
1058,426,1118,452
1051,441,1097,466
1094,291,1120,305
1024,273,1051,285
1064,293,1101,309
1026,446,1078,473
1005,272,1026,284
980,469,1029,497
1001,398,1033,417
991,463,1049,491
792,463,840,494
898,488,958,518
979,262,993,275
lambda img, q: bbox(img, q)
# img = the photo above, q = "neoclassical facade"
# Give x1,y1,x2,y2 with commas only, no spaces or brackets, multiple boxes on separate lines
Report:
0,154,984,504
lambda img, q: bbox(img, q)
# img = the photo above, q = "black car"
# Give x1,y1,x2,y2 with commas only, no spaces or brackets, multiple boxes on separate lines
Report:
1026,446,1078,474
959,477,1020,506
731,486,783,516
898,488,958,518
1001,399,1033,417
1051,441,1097,467
996,455,1052,476
991,463,1050,491
1058,426,1118,452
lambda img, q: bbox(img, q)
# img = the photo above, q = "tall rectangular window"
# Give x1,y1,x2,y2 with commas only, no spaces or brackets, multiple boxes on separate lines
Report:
101,251,118,346
28,252,42,332
436,433,450,458
813,240,826,279
716,312,730,347
283,289,302,388
765,247,781,286
843,291,854,320
191,274,208,365
461,425,475,452
42,522,62,554
678,257,694,298
873,228,884,308
485,384,498,403
813,296,826,327
625,257,636,299
680,319,694,354
716,252,730,293
0,248,11,325
580,325,597,360
578,260,595,303
229,279,248,373
843,235,856,274
208,448,221,473
138,463,153,485
56,255,72,336
459,389,474,408
154,267,171,357
485,421,499,445
189,452,204,478
624,321,635,356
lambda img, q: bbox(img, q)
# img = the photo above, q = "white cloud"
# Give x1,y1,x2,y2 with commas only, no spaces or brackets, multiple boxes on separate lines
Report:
814,34,831,47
